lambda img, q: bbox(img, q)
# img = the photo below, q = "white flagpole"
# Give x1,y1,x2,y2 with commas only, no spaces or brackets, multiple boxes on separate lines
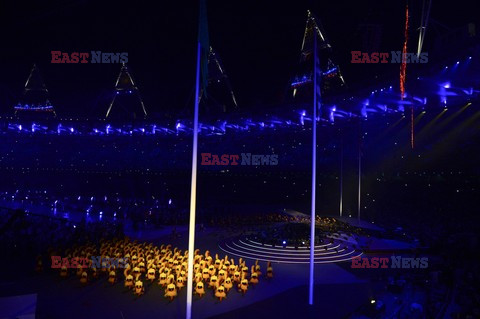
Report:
186,40,201,319
339,134,343,217
358,124,361,222
309,25,318,306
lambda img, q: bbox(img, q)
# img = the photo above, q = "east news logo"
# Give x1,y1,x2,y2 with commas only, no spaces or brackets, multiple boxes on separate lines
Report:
51,256,130,268
351,51,428,63
200,153,278,165
51,51,128,63
351,256,428,268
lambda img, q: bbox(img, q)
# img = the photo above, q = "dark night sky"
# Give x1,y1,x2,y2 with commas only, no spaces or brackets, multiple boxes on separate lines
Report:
0,0,477,117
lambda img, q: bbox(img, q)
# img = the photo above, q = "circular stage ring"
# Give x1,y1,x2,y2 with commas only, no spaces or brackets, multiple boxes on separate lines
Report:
218,236,362,264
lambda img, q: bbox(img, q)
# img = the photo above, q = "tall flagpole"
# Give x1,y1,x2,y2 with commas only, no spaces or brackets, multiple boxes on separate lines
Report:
309,24,318,306
187,1,209,316
339,133,343,217
186,33,201,319
357,122,362,222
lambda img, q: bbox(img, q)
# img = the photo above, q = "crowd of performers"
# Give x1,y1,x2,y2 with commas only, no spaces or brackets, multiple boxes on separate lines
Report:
41,238,273,301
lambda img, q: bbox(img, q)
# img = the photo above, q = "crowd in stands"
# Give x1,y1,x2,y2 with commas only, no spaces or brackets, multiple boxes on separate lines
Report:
0,207,121,275
0,189,184,229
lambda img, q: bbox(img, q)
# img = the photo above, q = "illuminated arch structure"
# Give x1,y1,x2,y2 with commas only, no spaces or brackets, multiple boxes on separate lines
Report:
289,10,346,110
200,46,238,114
14,64,56,117
105,63,148,120
182,46,238,116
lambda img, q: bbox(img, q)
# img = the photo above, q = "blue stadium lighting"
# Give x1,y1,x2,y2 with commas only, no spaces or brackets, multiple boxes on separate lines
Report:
14,103,55,111
290,75,311,87
323,67,338,76
300,111,306,126
1,66,474,139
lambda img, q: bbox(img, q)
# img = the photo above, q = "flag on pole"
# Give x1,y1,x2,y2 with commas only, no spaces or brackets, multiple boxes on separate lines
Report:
198,0,209,97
